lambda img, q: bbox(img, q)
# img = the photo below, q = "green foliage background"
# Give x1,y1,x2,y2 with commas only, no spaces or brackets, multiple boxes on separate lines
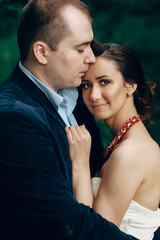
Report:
0,0,159,146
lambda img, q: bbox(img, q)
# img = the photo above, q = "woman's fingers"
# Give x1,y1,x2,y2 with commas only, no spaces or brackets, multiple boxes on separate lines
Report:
79,125,91,139
65,125,91,165
65,125,88,139
65,125,91,148
65,126,72,140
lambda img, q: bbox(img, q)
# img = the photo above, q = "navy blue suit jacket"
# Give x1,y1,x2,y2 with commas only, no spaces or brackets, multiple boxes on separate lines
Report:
0,66,139,239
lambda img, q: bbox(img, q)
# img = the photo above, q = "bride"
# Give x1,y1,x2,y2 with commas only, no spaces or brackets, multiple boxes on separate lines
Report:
65,42,160,240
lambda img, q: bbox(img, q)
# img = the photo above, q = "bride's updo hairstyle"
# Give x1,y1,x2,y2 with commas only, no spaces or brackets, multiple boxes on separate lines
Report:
91,40,156,125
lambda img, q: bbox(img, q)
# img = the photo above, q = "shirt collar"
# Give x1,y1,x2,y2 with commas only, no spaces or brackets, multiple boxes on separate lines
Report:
19,62,78,114
58,88,78,116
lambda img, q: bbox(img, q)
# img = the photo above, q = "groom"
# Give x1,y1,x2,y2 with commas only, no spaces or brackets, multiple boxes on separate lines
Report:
0,0,139,239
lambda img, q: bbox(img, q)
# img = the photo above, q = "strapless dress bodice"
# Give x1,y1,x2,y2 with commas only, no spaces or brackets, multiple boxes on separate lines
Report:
92,177,160,240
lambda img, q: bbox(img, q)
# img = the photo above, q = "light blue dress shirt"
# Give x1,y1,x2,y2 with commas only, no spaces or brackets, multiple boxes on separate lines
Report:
19,62,78,127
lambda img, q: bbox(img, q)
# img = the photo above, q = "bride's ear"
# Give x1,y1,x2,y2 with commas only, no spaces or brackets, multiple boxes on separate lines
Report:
125,82,137,97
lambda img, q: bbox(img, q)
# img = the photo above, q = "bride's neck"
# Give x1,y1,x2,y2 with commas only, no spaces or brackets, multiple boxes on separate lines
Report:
105,109,138,137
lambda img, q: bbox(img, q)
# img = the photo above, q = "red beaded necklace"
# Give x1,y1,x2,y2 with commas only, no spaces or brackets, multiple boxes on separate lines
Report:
102,115,141,159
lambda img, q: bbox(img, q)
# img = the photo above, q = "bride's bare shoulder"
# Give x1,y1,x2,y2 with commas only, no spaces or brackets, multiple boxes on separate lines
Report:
111,137,160,167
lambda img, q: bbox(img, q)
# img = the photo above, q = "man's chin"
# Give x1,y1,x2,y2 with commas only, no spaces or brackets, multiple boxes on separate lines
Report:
70,79,82,88
76,78,83,86
62,78,82,89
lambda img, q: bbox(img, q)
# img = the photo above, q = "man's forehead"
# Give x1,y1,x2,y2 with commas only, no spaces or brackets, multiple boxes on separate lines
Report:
61,5,91,20
61,5,92,27
59,5,93,47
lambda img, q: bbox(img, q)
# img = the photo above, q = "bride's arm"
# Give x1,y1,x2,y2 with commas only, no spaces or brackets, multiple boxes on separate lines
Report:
65,125,94,207
93,143,146,227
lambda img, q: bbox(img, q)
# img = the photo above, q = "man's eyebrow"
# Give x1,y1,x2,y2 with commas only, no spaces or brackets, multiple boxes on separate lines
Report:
74,41,92,47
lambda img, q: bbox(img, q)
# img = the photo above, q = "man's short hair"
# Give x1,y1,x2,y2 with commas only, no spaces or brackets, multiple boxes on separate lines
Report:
17,0,92,62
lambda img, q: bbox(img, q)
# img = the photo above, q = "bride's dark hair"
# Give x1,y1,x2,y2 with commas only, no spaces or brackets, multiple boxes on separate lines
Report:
91,40,156,125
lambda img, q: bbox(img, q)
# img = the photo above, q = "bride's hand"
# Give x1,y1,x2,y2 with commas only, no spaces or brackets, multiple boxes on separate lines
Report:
65,125,93,207
65,125,91,169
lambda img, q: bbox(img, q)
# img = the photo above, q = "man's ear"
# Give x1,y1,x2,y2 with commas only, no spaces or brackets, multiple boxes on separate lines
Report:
125,81,137,97
33,41,48,65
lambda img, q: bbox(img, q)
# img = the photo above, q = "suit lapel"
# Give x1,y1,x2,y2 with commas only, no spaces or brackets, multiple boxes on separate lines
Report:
11,65,66,128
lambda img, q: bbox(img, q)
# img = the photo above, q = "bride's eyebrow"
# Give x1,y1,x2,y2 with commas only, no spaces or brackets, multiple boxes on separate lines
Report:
82,75,111,83
96,75,110,79
82,79,89,82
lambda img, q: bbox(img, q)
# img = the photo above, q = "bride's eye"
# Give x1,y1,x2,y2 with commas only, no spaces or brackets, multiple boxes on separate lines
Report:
81,83,91,89
101,80,110,85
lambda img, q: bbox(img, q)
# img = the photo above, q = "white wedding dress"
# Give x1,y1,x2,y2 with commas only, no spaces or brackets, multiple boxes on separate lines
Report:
92,177,160,240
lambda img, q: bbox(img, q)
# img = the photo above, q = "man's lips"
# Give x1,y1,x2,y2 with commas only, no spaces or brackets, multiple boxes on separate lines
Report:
79,72,85,77
80,66,89,74
79,70,88,77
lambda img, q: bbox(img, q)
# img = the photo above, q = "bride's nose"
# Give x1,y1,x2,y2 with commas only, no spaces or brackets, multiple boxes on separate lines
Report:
90,85,101,101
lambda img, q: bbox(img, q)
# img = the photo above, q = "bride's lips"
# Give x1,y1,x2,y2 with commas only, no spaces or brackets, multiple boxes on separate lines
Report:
91,103,108,110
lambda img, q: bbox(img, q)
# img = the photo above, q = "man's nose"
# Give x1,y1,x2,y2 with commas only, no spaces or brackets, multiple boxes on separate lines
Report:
84,47,96,64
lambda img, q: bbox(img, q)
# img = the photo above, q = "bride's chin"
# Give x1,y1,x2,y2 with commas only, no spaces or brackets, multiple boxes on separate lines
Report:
94,115,106,120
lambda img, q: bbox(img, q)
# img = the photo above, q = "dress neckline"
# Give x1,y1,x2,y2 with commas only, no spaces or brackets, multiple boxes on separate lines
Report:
102,115,141,159
92,177,160,214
